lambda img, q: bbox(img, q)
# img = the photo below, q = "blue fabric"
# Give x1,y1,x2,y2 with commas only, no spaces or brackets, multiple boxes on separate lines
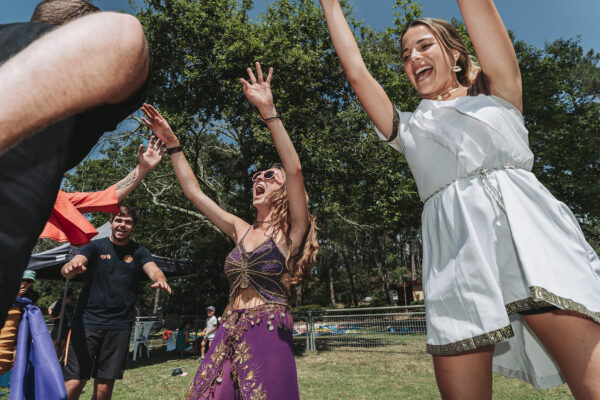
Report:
10,297,66,400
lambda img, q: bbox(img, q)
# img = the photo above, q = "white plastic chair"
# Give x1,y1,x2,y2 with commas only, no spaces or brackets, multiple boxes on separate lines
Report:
130,321,154,361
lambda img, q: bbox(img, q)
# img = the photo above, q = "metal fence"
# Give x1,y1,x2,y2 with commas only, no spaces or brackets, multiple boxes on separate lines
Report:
292,306,427,352
46,307,427,354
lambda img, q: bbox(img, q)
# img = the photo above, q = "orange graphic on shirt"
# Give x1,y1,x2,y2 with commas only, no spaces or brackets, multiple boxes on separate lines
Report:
124,255,133,263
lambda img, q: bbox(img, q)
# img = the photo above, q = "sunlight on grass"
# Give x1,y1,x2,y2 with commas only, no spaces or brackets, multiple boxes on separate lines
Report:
95,336,573,399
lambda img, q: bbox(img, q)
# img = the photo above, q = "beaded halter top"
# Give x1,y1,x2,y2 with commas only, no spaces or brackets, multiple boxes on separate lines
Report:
224,227,290,305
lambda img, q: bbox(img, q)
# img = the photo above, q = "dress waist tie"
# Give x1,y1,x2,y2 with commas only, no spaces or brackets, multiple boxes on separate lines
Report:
423,165,520,212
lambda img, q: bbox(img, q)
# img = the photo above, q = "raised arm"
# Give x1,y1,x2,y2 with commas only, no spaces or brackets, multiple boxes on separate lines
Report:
140,104,247,242
115,136,165,202
240,63,309,246
458,0,522,111
0,12,148,154
61,254,89,279
320,0,395,137
142,262,172,294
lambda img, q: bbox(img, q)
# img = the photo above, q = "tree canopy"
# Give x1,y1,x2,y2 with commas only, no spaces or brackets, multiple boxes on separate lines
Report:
45,0,600,315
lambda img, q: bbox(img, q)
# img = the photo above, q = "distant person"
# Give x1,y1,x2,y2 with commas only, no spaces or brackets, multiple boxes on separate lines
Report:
61,206,172,400
17,270,39,305
48,288,75,359
176,320,195,358
0,0,149,329
199,307,217,361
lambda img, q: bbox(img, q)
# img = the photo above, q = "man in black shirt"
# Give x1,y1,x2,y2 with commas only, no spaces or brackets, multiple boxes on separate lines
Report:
0,0,149,329
61,205,171,400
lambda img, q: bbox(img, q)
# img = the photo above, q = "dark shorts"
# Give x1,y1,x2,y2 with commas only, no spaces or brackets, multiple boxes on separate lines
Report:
63,328,131,380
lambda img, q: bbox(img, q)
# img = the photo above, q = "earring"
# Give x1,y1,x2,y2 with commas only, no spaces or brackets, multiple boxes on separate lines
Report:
452,64,462,73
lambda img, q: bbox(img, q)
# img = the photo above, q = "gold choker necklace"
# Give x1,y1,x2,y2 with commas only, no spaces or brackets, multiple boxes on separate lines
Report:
436,86,461,101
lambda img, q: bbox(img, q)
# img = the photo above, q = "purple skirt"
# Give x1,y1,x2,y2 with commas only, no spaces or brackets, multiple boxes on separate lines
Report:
186,303,299,400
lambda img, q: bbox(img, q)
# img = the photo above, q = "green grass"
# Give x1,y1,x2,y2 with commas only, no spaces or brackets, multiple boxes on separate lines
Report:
42,336,574,399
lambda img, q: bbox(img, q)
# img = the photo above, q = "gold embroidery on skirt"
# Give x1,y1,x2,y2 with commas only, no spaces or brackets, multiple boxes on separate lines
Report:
426,325,514,356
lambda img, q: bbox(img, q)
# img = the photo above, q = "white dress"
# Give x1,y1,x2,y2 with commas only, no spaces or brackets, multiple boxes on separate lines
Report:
376,94,600,389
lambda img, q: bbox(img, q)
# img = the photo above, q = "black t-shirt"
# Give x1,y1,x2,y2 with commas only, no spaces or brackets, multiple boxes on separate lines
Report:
0,21,148,328
73,238,154,330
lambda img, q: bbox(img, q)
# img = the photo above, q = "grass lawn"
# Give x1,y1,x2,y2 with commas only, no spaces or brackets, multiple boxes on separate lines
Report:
85,335,574,399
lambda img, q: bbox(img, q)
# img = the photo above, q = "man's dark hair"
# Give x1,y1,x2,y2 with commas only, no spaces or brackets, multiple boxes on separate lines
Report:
31,0,100,26
110,205,138,225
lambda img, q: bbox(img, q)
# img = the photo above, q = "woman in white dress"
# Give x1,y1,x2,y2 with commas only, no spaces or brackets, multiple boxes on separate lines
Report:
320,0,600,398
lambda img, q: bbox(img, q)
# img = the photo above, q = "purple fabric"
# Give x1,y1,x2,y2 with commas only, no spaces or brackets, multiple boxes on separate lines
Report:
187,303,299,400
224,237,289,305
10,297,67,400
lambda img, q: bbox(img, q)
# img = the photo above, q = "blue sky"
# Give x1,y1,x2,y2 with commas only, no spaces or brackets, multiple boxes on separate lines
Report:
3,0,599,52
3,0,598,166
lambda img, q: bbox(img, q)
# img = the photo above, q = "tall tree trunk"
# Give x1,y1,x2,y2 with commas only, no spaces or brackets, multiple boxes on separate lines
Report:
153,287,160,314
411,240,417,281
340,251,358,307
376,238,395,306
328,267,337,307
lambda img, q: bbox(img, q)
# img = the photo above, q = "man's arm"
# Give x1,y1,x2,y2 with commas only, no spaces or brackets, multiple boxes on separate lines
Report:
0,12,149,154
115,136,165,202
61,254,89,279
142,262,172,294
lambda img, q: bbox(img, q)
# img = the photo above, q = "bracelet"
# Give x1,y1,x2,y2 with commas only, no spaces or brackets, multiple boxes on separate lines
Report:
260,114,281,123
167,146,183,155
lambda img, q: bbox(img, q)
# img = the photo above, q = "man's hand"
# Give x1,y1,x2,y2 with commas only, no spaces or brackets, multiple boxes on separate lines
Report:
151,279,172,294
61,259,87,279
138,135,165,173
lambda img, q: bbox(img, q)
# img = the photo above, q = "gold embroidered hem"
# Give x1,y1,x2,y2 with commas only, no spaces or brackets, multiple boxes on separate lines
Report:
426,325,514,356
506,286,600,323
186,303,297,400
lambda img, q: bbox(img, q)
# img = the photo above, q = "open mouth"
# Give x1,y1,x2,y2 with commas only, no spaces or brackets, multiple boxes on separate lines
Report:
255,183,266,196
415,65,433,81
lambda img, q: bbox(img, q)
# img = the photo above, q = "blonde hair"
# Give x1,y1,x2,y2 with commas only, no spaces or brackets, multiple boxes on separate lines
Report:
401,18,480,87
265,165,319,282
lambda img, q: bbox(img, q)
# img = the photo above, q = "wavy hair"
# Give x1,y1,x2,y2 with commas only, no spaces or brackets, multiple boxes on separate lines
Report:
400,18,481,87
264,165,319,283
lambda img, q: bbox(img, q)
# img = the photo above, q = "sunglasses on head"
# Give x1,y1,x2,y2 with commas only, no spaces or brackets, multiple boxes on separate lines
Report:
252,170,278,181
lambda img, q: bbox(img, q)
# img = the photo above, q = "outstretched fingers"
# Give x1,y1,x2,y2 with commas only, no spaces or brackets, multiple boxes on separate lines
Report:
239,77,250,91
247,67,257,84
266,66,273,84
255,62,264,83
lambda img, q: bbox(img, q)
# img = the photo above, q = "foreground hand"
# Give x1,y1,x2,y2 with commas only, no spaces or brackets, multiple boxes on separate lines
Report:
62,260,87,279
240,62,276,117
151,280,172,294
141,104,180,147
138,135,166,171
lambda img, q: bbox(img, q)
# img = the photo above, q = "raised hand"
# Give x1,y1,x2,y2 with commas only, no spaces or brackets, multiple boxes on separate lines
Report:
138,135,166,172
239,62,277,117
62,259,87,279
141,103,180,147
151,279,172,294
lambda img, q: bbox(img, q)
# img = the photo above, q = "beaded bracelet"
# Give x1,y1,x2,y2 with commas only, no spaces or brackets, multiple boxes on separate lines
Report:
260,114,281,123
166,146,183,155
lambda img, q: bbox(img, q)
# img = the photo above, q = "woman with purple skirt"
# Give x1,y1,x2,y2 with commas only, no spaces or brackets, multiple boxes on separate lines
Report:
141,62,318,400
